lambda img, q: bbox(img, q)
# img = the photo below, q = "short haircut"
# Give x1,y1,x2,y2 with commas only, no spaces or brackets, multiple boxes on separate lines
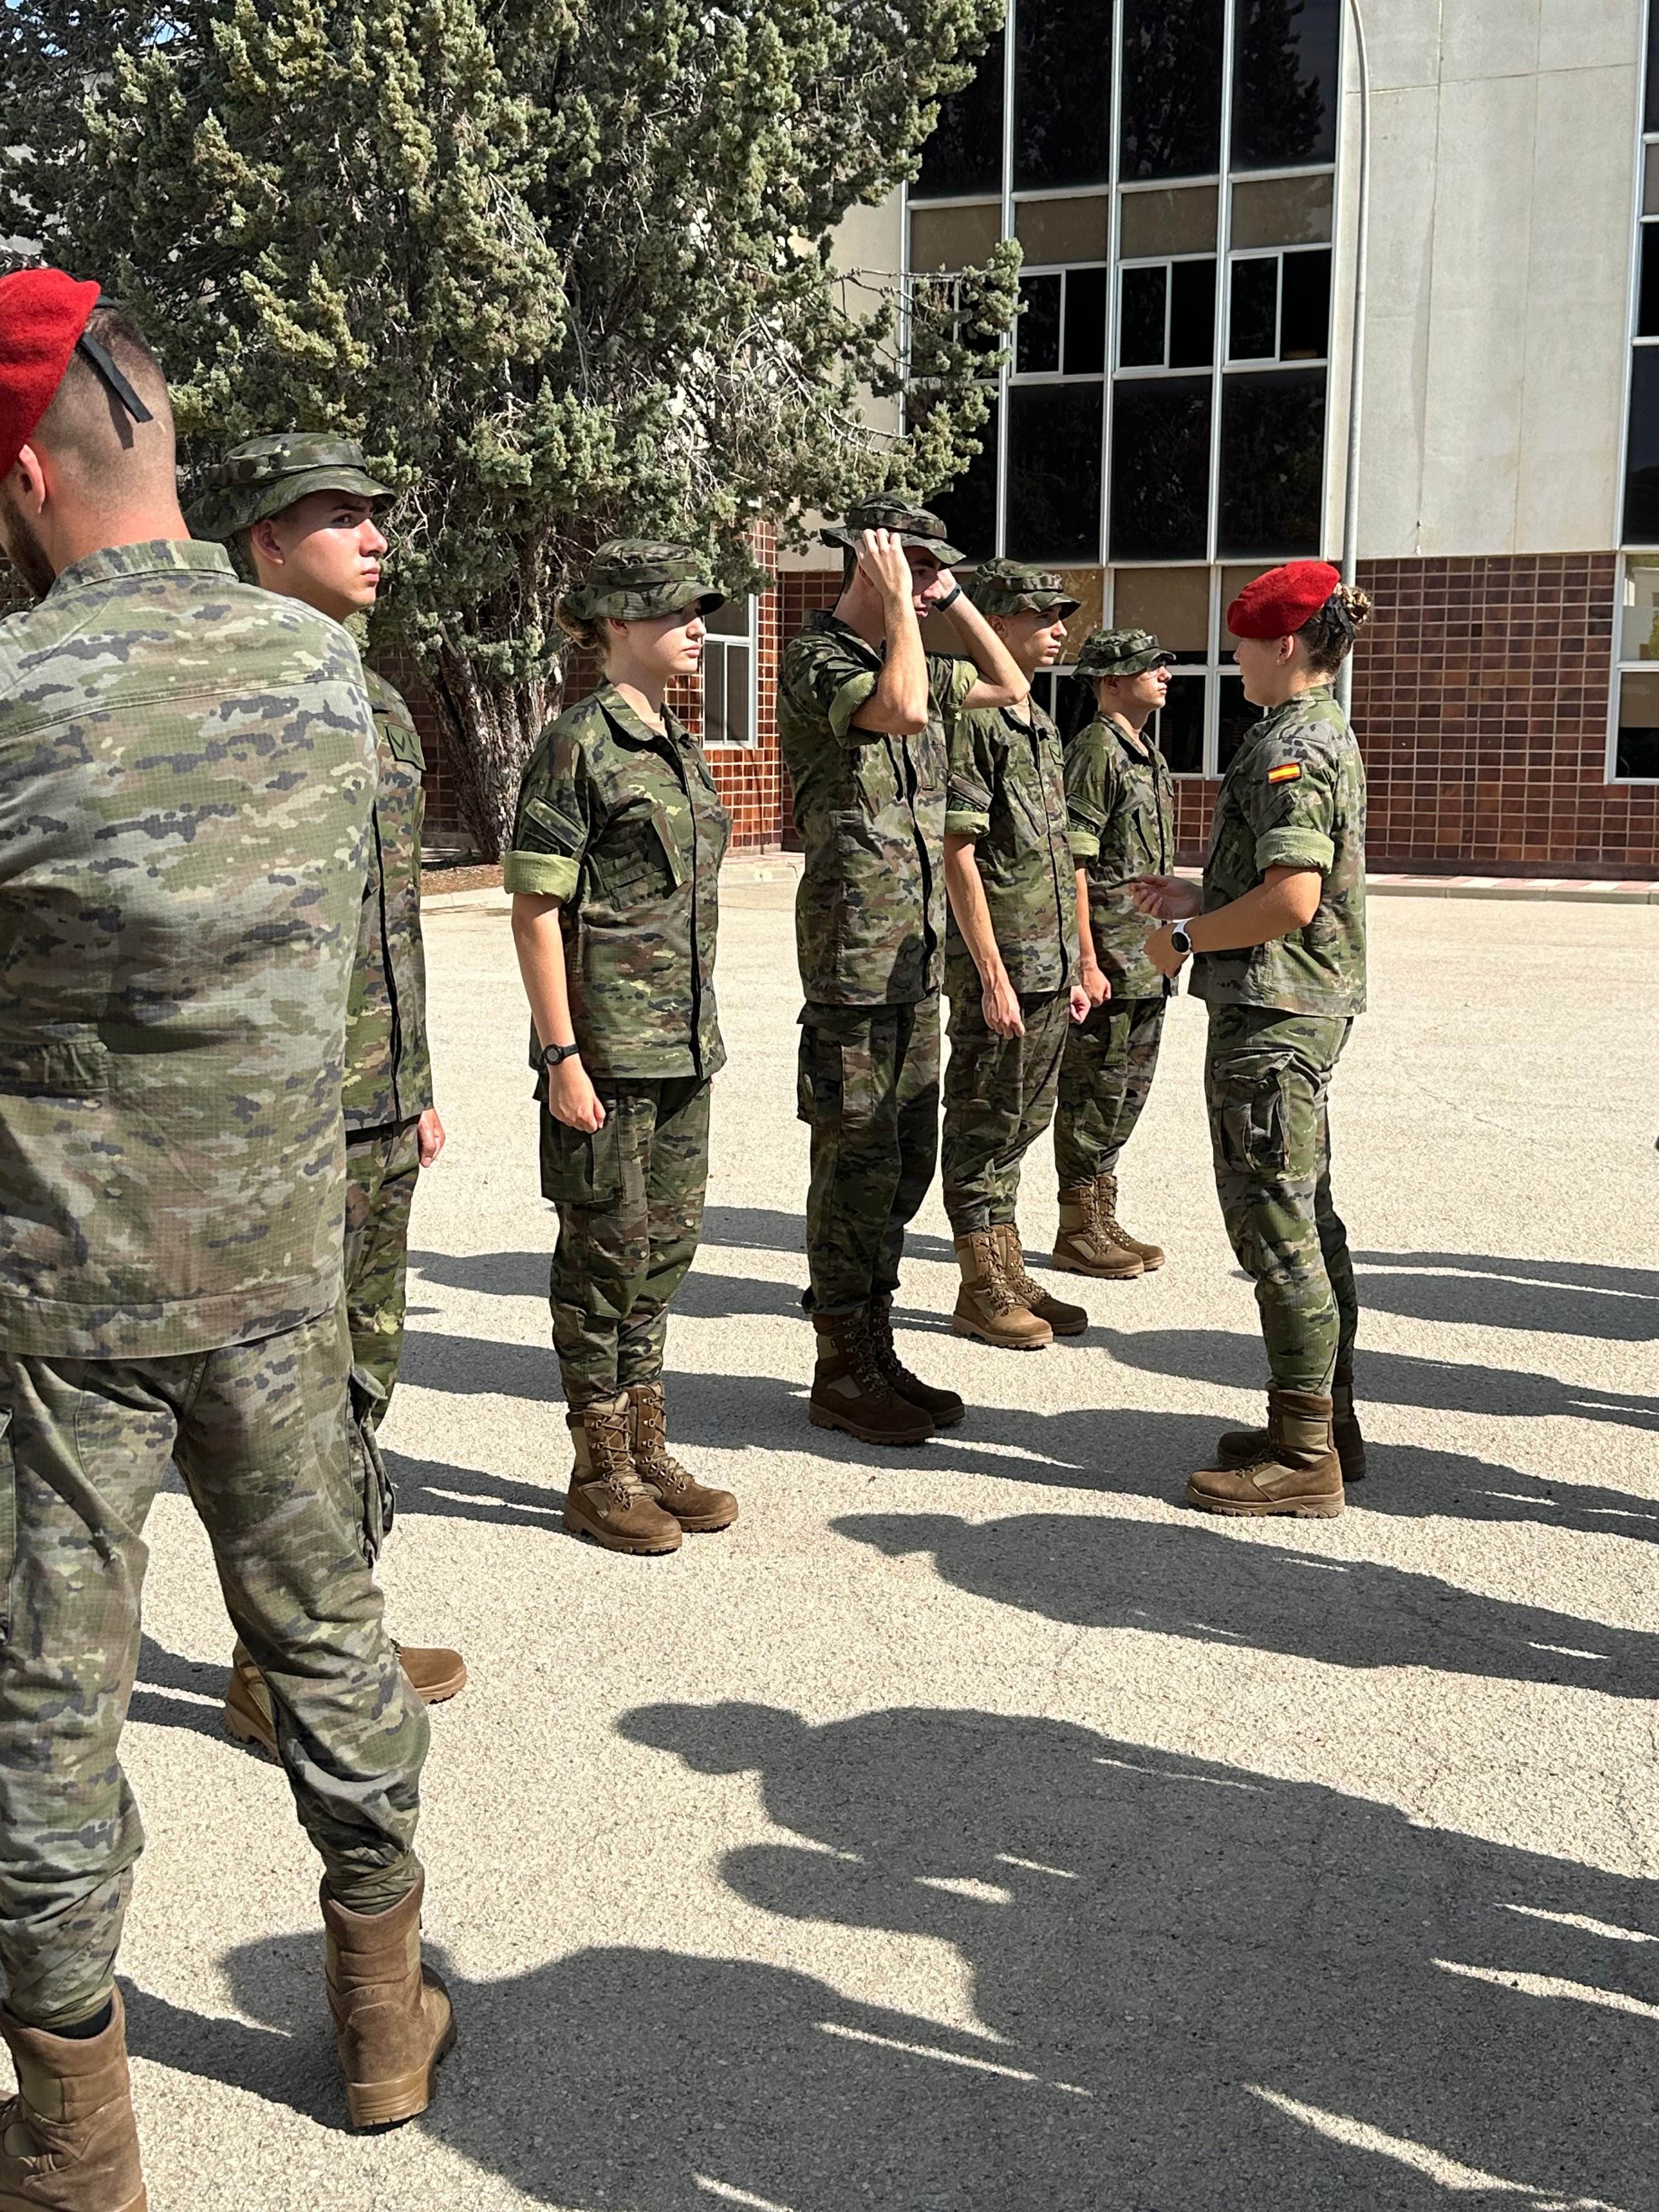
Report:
32,304,174,489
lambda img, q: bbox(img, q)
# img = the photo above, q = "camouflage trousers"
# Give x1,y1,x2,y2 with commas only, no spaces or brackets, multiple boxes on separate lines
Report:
798,996,940,1317
1205,1003,1358,1395
541,1076,710,1408
345,1118,422,1424
941,987,1071,1235
1053,995,1167,1190
0,1305,427,2028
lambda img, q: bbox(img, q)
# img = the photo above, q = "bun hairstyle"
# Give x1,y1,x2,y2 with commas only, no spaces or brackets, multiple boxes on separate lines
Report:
555,606,607,657
1297,582,1373,675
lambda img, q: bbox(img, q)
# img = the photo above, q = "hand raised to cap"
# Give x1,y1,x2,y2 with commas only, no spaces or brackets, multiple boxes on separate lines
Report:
856,528,915,603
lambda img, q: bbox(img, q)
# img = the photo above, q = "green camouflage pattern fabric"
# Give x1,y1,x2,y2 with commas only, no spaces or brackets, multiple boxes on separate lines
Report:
345,671,433,1129
819,496,964,565
1192,685,1367,1018
1054,996,1167,1189
186,432,393,542
0,540,377,1359
1066,713,1177,998
797,997,940,1314
344,1119,422,1419
966,560,1079,619
0,1308,426,2026
780,613,975,1006
941,986,1070,1235
559,540,723,624
504,681,730,1080
1072,626,1175,679
1206,1005,1357,1393
944,698,1077,998
540,1075,710,1407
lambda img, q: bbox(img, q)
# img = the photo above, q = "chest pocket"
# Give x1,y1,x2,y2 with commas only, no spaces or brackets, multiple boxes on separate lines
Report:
589,800,688,908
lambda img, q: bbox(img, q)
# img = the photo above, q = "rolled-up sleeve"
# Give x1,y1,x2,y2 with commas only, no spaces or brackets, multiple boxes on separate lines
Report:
944,707,1000,838
1064,720,1113,861
1247,737,1338,876
503,741,588,898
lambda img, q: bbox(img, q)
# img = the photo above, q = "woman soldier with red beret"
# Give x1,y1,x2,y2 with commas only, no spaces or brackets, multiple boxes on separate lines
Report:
1133,560,1372,1517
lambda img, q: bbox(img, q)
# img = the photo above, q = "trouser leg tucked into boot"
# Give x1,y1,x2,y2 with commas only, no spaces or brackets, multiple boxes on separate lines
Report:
1216,1365,1365,1483
867,1295,964,1427
990,1222,1086,1336
0,1990,145,2212
1094,1172,1165,1271
627,1382,737,1531
952,1230,1051,1350
1051,1187,1143,1279
810,1311,934,1445
562,1393,682,1554
321,1874,455,2130
1188,1389,1344,1517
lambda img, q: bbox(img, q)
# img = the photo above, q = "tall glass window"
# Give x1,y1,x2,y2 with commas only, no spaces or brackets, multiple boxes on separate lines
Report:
1014,0,1113,190
1120,0,1224,180
1229,0,1341,171
702,597,757,747
915,29,1006,200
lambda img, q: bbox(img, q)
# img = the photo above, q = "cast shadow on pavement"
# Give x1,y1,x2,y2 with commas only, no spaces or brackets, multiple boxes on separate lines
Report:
127,1635,229,1742
132,1706,1653,2207
1352,1251,1659,1343
833,1510,1659,1700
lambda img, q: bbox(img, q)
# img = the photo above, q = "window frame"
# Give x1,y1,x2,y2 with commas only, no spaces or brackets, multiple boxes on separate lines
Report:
1011,261,1112,383
700,594,759,750
1620,0,1659,556
1607,552,1659,786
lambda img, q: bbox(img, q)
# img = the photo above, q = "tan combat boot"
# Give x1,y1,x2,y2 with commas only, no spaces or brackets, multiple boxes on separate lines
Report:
952,1229,1052,1350
0,1990,145,2212
867,1295,964,1427
810,1311,934,1445
563,1393,682,1554
225,1639,466,1761
991,1222,1087,1337
1216,1367,1366,1485
320,1874,455,2129
1187,1388,1344,1517
1095,1172,1165,1271
1051,1186,1144,1279
627,1382,737,1531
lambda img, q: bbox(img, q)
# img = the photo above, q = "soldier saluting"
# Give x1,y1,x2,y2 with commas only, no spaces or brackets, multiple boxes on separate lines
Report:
0,271,451,2205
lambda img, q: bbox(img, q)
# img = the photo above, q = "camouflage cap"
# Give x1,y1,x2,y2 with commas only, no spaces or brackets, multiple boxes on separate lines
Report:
819,495,964,567
187,433,394,542
1073,625,1176,680
967,560,1080,620
558,540,725,625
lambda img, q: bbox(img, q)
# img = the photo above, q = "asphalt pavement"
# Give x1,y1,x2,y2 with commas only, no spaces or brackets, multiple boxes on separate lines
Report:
120,887,1659,2211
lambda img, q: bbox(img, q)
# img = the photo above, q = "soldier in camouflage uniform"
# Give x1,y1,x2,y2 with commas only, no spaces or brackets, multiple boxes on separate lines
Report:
505,542,738,1556
0,273,449,2203
780,499,1030,1444
940,562,1091,1352
1135,560,1372,1519
1053,626,1179,1282
189,434,465,1742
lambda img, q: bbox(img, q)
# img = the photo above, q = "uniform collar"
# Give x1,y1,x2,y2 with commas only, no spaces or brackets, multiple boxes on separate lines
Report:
809,607,885,667
593,678,688,751
1101,710,1155,760
47,539,235,596
1232,684,1335,765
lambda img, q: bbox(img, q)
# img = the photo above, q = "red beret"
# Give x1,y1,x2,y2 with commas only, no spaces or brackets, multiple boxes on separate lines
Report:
1226,560,1342,640
0,267,102,481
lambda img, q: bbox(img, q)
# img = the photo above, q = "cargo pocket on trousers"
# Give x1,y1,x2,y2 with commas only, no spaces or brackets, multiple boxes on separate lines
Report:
0,1410,13,1641
1212,1054,1293,1178
538,1104,623,1205
347,1368,393,1566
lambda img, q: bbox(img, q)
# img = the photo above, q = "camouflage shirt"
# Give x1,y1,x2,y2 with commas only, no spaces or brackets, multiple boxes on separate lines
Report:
778,611,976,1006
343,669,433,1131
503,681,730,1081
944,698,1077,997
1066,713,1177,1001
0,540,376,1358
1190,684,1367,1017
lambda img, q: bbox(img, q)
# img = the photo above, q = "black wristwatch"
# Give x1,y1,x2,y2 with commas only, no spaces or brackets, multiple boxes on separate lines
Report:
1170,923,1194,958
538,1040,582,1071
936,582,962,610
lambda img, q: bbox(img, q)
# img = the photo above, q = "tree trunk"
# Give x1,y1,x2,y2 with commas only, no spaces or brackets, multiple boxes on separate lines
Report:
426,644,558,865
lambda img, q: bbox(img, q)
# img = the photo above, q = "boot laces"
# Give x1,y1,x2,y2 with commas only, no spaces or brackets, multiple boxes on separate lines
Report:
846,1310,900,1396
1090,1181,1137,1251
586,1406,646,1503
631,1394,691,1489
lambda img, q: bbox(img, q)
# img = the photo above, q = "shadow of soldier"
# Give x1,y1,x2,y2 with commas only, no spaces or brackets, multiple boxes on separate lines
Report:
129,1705,1652,2208
1352,1251,1659,1343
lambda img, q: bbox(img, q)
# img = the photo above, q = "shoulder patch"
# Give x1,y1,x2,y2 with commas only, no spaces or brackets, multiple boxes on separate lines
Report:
1266,762,1303,785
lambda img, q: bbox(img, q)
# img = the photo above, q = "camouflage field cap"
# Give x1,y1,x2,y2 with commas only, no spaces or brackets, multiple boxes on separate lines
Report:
1073,625,1176,680
187,432,394,542
968,560,1081,620
560,540,725,625
819,495,964,567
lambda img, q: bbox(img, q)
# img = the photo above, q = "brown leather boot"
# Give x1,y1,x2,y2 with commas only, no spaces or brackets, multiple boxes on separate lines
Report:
991,1222,1087,1336
952,1230,1052,1350
563,1394,683,1553
810,1311,934,1444
224,1639,466,1760
321,1874,455,2130
1187,1389,1344,1517
1216,1367,1367,1483
627,1382,737,1531
1051,1187,1144,1279
1096,1172,1165,1271
867,1295,964,1427
0,1989,145,2212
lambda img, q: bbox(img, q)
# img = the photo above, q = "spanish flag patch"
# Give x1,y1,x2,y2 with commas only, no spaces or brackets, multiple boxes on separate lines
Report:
1266,762,1303,784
